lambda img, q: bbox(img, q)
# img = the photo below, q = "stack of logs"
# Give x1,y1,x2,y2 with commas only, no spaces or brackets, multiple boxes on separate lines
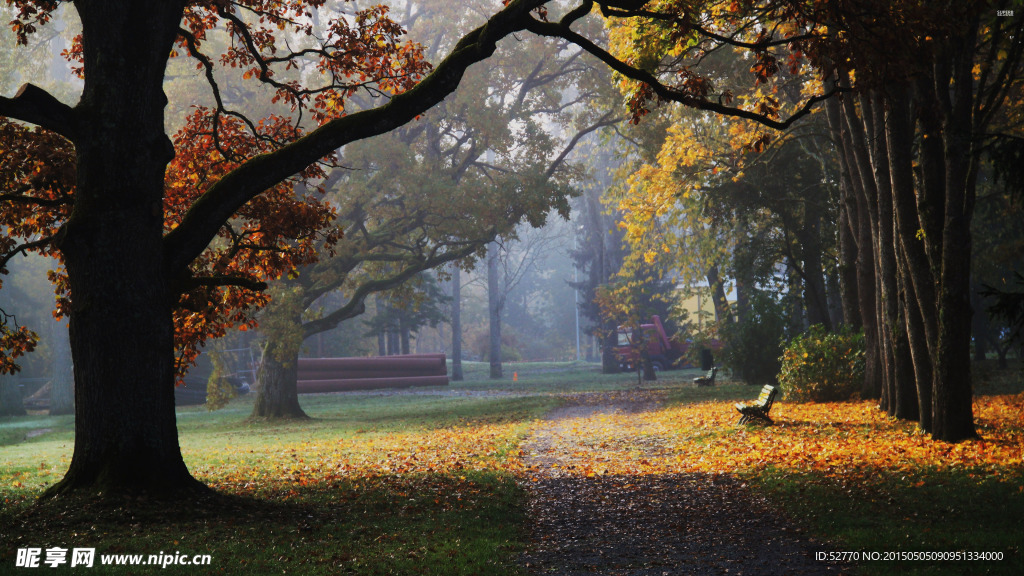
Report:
296,353,448,393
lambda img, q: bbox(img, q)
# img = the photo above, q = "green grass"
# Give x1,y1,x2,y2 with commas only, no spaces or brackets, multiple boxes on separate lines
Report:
2,470,528,575
745,361,1024,576
1,389,561,575
755,467,1024,575
448,359,720,392
2,360,1022,575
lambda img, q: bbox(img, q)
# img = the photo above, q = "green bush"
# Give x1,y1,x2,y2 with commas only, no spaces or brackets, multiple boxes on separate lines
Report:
778,324,865,402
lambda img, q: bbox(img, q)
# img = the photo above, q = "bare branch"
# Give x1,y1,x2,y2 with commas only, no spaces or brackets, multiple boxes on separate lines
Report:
0,234,58,271
0,83,77,140
524,16,840,131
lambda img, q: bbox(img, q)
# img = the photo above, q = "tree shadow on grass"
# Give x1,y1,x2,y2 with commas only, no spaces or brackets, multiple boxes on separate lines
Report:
0,472,525,575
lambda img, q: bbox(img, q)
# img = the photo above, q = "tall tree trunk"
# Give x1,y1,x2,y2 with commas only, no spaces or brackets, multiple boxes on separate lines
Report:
930,29,978,442
799,212,831,330
825,89,861,331
971,282,990,363
376,297,386,356
400,313,411,355
251,286,309,420
251,314,308,419
252,346,307,419
837,185,861,329
830,85,883,400
49,320,74,416
867,91,917,420
450,265,463,381
788,261,806,334
706,265,731,326
826,272,845,330
44,3,204,497
487,244,503,379
888,83,936,432
601,329,619,374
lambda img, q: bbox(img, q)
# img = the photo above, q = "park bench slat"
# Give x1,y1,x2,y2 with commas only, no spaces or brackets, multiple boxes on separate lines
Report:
693,367,718,387
735,384,777,425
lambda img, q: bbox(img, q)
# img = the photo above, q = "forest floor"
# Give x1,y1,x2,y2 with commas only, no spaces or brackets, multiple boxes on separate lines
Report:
517,390,853,575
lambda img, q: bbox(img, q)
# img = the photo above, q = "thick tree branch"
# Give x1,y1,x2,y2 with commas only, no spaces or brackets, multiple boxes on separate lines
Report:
185,274,268,292
0,83,78,140
163,0,547,275
524,17,840,131
0,234,58,271
0,189,72,207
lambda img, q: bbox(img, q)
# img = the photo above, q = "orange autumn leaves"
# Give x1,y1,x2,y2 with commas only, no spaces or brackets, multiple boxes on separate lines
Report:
183,391,1023,498
188,422,533,495
521,393,1024,483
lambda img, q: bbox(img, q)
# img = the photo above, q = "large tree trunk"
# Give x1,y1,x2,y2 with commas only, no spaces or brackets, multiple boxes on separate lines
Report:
929,29,978,442
798,212,831,330
837,183,860,329
866,92,917,420
835,89,884,401
251,291,309,419
399,313,411,355
888,83,937,432
706,265,731,327
252,345,307,420
450,265,463,381
601,328,619,374
487,244,503,379
44,3,204,497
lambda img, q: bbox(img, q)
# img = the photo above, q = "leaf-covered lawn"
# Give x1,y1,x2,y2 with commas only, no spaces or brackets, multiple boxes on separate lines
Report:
518,387,1024,575
1,372,1022,575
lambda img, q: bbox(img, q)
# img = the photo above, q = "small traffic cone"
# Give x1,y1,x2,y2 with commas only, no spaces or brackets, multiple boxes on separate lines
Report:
513,371,518,382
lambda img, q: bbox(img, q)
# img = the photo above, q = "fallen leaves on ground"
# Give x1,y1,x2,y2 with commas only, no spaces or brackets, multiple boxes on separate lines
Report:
519,391,1024,488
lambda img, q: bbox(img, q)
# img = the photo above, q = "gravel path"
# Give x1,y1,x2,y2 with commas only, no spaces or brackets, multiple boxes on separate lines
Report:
518,392,854,575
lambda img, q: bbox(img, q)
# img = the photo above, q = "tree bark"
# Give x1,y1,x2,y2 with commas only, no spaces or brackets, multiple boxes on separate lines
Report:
798,211,831,330
251,344,307,420
43,3,205,497
836,91,882,400
376,297,387,356
706,265,731,327
487,244,503,379
887,83,937,432
399,313,411,355
929,26,979,442
971,282,990,363
866,91,919,420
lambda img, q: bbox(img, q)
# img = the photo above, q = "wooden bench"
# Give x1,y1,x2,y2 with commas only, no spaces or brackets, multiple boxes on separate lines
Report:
693,367,718,387
735,384,778,425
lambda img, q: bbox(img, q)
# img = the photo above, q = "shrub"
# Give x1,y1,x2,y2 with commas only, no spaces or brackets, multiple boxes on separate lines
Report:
778,324,865,402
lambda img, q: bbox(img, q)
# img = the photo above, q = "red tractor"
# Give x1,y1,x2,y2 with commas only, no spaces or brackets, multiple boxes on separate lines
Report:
614,315,719,372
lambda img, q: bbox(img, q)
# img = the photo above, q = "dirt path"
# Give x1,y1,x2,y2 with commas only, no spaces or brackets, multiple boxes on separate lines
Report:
518,391,852,575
